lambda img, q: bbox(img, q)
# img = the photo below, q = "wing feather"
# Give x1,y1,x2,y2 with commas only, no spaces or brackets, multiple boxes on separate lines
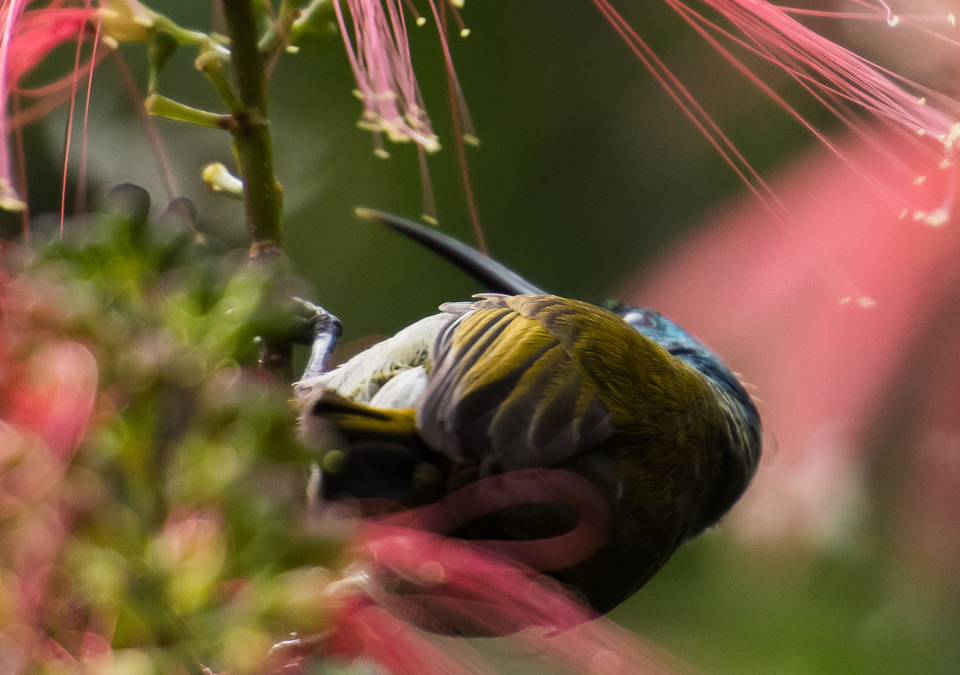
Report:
417,295,616,474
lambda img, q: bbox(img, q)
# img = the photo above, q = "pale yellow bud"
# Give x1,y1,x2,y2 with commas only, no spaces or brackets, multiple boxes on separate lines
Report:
98,0,156,46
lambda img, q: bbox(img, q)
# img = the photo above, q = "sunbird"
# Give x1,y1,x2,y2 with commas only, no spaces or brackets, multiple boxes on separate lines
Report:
295,210,762,621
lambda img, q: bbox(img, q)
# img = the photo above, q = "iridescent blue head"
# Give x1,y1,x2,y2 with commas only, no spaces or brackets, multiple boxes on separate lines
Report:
606,301,756,408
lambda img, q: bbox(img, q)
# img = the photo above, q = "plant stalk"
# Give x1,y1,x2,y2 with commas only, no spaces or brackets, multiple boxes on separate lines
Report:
221,0,291,380
221,0,283,258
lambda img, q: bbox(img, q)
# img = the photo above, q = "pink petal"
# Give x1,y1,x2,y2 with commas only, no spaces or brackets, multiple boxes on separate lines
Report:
619,133,960,543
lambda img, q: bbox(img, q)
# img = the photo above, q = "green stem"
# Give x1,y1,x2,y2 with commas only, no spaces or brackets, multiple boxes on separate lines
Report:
221,0,283,257
195,52,244,115
152,14,222,50
145,93,234,129
220,0,292,382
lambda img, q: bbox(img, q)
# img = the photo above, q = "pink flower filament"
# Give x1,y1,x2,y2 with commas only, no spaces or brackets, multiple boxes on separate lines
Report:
0,0,98,212
334,0,473,156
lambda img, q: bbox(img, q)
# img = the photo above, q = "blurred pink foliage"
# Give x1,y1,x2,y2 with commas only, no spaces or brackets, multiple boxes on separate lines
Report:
262,470,682,674
621,134,960,567
300,519,678,675
0,274,100,672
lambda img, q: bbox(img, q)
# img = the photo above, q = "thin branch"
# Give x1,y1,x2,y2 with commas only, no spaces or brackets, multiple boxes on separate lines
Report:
221,0,284,257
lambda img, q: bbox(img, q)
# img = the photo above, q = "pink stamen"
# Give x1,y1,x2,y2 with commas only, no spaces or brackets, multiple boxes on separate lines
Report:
311,521,679,671
447,1,469,37
12,91,28,234
334,1,484,241
426,1,475,142
416,144,437,221
432,0,485,251
75,0,102,214
592,0,790,221
0,1,96,214
664,0,910,209
0,0,31,209
334,0,439,152
625,133,960,545
5,8,92,81
60,0,92,233
401,0,424,26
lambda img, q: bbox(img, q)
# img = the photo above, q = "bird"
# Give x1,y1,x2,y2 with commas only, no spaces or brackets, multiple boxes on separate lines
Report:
294,209,762,624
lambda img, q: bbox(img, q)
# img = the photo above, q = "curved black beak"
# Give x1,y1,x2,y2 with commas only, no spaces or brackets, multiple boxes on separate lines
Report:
356,208,546,296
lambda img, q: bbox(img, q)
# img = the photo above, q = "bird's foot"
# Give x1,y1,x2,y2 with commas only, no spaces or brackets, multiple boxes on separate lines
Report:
296,298,343,381
288,297,342,346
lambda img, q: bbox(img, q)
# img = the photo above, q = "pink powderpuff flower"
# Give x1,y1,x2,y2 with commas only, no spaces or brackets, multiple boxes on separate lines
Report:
334,0,437,153
354,469,612,637
272,470,682,675
279,528,677,675
333,0,473,157
338,1,960,235
618,131,960,551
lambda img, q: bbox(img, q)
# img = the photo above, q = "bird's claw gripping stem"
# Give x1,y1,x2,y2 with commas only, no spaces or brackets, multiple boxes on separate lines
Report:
296,298,342,380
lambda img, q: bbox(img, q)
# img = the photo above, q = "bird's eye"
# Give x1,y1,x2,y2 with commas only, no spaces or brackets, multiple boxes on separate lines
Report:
622,310,657,328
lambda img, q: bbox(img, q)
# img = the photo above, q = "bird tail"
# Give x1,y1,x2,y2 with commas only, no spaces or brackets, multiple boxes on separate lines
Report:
305,393,447,507
355,207,546,295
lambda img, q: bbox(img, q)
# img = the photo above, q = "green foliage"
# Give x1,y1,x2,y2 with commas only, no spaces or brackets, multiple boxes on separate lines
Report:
2,186,344,674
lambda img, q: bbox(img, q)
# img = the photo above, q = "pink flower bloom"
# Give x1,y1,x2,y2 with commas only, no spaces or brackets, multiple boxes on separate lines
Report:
294,524,676,675
274,470,680,674
619,132,960,548
334,0,472,156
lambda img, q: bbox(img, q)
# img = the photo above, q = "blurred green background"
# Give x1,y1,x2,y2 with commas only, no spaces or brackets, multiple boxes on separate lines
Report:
9,2,960,674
